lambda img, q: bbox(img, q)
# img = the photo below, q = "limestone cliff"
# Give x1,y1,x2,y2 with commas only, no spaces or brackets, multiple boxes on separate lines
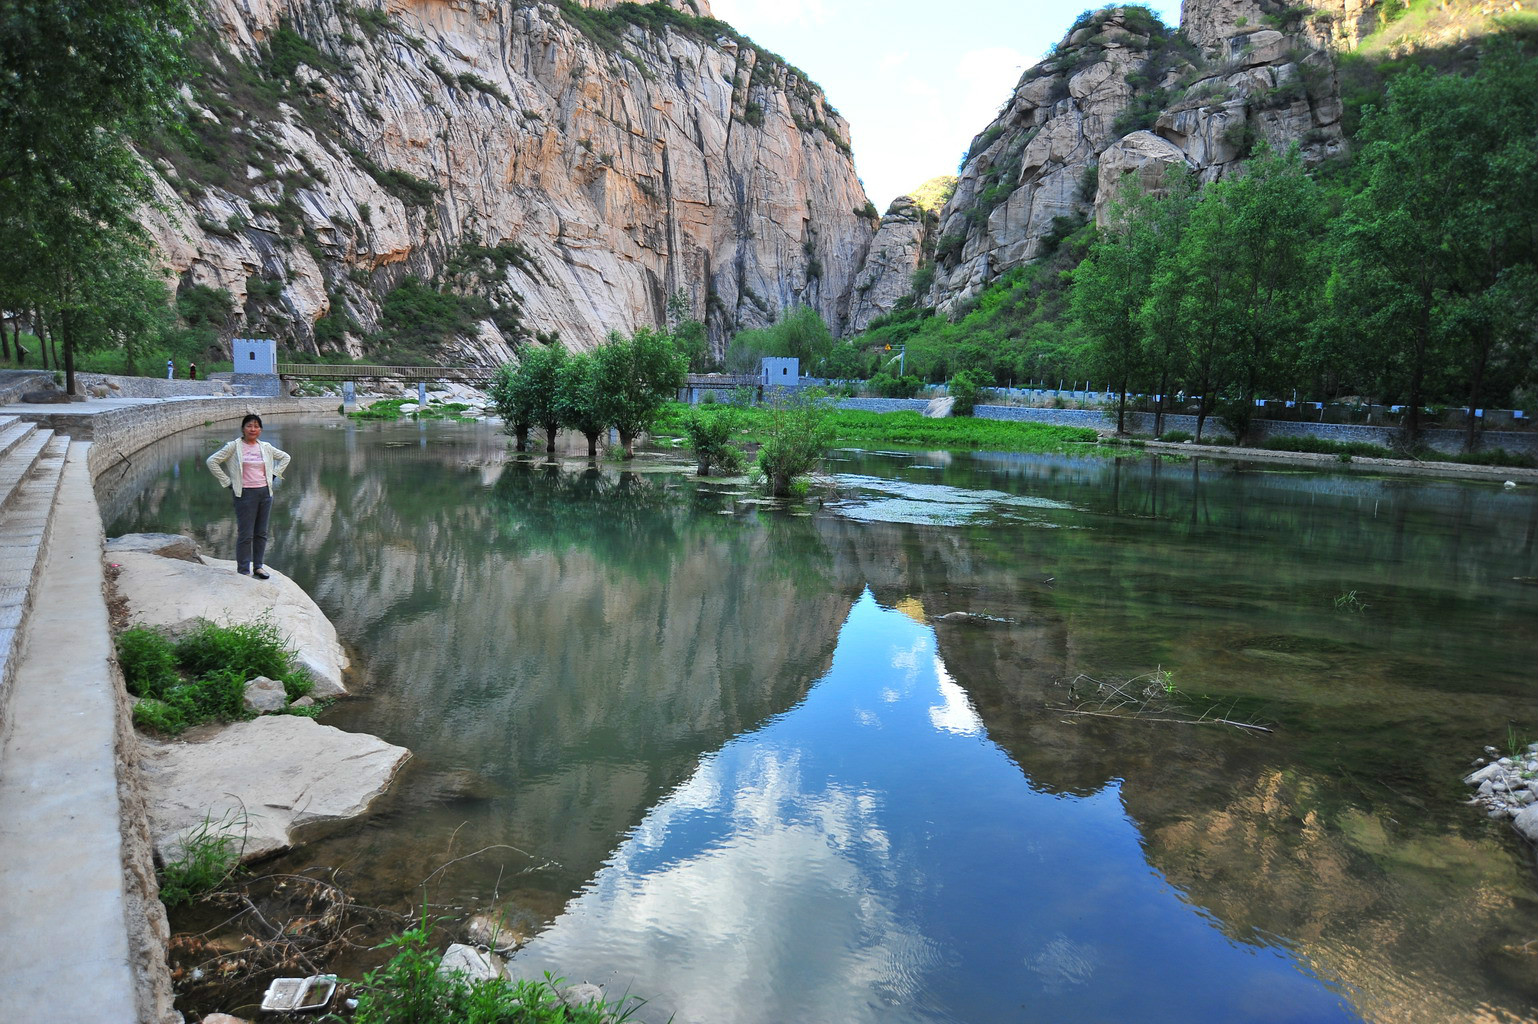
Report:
851,0,1371,324
143,0,875,363
845,181,953,333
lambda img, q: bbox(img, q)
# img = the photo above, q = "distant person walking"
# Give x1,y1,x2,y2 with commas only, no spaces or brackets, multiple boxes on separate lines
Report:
205,414,291,579
166,358,174,379
188,362,197,380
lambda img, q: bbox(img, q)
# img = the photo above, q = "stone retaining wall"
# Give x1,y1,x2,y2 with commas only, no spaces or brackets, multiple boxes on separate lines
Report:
69,373,252,400
19,397,335,479
0,370,54,405
834,399,1537,456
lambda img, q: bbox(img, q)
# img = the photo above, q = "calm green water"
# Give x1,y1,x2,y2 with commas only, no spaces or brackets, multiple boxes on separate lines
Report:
102,419,1538,1024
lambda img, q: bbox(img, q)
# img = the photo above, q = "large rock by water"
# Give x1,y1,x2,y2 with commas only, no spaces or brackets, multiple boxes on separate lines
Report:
109,536,349,697
139,715,410,864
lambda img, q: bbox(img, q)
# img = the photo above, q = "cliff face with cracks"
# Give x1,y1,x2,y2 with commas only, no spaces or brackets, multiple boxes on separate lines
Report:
143,0,875,362
850,0,1379,324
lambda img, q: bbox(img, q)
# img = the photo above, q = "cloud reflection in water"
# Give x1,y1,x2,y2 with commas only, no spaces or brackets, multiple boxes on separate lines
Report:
510,590,1359,1024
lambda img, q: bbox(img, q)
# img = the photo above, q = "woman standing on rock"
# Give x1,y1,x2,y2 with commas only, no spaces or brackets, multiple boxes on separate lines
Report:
206,414,291,579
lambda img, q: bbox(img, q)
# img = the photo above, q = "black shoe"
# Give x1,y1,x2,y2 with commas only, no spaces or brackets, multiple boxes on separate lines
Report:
238,568,251,576
252,569,271,580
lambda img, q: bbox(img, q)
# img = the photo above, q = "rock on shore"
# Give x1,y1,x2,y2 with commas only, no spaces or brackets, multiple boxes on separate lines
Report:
108,533,409,865
107,533,348,696
1464,743,1538,844
140,716,409,863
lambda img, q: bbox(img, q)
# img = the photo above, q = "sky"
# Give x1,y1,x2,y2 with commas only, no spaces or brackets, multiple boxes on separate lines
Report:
708,0,1186,212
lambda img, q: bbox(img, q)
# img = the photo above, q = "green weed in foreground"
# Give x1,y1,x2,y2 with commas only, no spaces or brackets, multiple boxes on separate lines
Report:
117,620,317,735
159,811,245,907
351,923,642,1024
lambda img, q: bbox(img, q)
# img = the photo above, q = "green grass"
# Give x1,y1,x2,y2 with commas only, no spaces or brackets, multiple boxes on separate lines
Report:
158,812,246,907
117,620,316,735
1258,435,1396,459
350,397,477,422
352,922,643,1024
1435,447,1537,469
653,403,1098,454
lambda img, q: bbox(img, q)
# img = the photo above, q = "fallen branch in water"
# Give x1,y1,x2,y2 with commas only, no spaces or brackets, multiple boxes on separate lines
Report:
1057,707,1273,733
1051,671,1274,734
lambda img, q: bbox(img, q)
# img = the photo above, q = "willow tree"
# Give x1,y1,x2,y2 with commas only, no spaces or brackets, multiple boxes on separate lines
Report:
592,327,686,459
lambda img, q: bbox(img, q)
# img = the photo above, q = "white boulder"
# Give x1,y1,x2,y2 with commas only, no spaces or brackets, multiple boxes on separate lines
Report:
140,715,410,864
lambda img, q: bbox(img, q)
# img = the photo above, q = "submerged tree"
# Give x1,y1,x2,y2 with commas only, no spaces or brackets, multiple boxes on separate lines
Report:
679,406,744,476
487,362,532,451
553,352,609,457
755,388,835,497
592,327,687,459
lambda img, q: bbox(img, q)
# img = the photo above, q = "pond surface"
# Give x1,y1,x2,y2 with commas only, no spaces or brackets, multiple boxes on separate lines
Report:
103,419,1538,1024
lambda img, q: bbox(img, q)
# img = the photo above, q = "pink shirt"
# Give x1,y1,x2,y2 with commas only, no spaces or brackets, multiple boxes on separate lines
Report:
240,442,267,489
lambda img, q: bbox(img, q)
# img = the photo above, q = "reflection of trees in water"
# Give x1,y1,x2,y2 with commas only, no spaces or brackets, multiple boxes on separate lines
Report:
281,455,861,912
491,462,684,576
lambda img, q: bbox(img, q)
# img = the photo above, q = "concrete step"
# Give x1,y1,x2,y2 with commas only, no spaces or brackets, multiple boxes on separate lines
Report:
0,432,67,720
0,426,50,516
0,416,36,463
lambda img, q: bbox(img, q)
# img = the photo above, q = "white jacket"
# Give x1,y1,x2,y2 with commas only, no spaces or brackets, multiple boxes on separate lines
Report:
206,438,291,496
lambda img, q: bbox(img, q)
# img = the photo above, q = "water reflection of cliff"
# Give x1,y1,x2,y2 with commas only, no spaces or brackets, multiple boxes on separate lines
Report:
263,430,868,910
908,595,1537,1022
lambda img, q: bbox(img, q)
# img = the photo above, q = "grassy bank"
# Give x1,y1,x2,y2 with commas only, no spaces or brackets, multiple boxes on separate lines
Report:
652,403,1098,454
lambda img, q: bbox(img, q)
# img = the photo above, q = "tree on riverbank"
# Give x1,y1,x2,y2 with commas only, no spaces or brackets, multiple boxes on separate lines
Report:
0,0,195,392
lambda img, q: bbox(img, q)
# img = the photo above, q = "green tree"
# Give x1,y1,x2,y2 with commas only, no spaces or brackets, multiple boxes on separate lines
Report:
724,305,835,372
666,289,712,372
1335,45,1538,450
947,369,985,416
0,0,194,390
1072,204,1157,434
679,406,744,476
755,388,835,497
487,362,533,451
515,342,567,453
554,352,609,457
593,326,687,458
1150,147,1324,442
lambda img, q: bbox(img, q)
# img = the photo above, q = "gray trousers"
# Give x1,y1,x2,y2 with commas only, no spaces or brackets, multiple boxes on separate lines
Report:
233,486,272,572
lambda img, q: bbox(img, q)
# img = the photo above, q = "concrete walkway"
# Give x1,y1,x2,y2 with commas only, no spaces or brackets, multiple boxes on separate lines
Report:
0,443,171,1023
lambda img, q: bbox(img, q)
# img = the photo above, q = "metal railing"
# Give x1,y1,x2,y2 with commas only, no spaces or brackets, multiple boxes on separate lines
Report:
275,363,493,383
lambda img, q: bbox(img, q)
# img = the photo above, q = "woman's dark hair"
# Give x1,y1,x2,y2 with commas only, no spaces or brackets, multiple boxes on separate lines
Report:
241,413,263,429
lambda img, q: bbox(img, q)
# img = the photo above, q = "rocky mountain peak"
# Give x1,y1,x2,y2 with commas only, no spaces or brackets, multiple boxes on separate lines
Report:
850,1,1354,322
